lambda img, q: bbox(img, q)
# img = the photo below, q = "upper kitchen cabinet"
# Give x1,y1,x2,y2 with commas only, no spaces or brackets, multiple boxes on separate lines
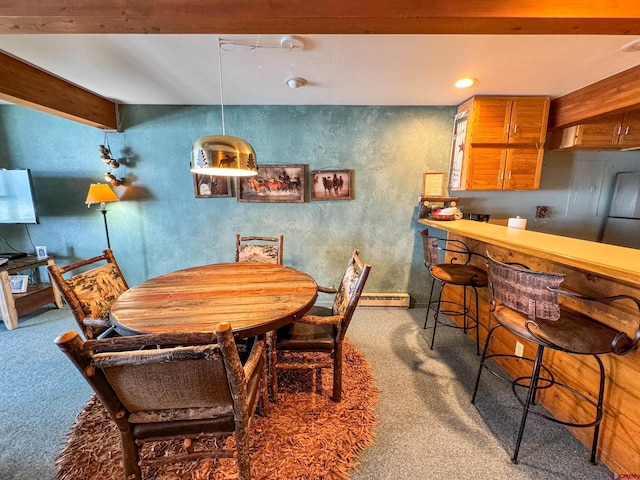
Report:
464,96,550,145
549,109,640,150
449,96,550,191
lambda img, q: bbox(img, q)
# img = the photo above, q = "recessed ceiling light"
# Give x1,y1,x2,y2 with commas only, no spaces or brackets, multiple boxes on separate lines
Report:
621,39,640,52
455,77,477,89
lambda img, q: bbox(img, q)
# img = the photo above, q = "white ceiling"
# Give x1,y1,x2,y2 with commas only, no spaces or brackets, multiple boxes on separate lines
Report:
1,34,640,106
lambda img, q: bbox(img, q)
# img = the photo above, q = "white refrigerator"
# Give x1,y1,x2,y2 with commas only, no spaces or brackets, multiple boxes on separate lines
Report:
601,171,640,249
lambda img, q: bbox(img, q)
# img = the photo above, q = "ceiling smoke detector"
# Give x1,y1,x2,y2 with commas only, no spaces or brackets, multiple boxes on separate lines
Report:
285,77,307,89
280,35,305,50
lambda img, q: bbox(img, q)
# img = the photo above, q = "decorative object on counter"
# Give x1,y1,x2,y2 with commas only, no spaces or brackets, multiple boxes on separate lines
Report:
507,216,527,229
428,206,463,221
192,174,234,198
467,213,491,222
310,169,354,201
422,171,445,196
237,164,306,203
417,196,460,219
190,38,258,177
85,183,119,249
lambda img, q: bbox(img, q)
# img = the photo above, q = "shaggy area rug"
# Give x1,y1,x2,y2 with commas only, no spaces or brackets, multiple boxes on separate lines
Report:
55,338,378,480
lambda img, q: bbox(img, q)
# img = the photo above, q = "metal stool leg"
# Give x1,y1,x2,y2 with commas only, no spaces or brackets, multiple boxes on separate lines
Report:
430,284,445,350
472,285,480,355
589,354,605,465
424,278,437,329
471,322,500,404
512,345,545,464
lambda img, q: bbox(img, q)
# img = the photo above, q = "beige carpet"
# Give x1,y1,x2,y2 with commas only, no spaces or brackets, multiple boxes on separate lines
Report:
55,339,378,480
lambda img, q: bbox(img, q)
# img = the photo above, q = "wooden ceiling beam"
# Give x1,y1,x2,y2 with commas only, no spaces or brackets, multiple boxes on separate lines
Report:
1,1,640,35
1,1,640,129
549,65,640,129
0,52,118,130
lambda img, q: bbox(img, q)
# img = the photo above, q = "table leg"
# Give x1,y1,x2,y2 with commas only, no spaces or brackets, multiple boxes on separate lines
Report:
0,270,18,330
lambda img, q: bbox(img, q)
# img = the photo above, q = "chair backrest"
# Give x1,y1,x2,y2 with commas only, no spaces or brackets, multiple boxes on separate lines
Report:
486,252,564,321
236,234,284,265
420,228,474,267
55,322,250,428
47,249,129,339
332,248,371,341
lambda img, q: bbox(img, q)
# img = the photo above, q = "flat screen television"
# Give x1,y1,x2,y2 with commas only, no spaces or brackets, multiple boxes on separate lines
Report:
0,169,40,224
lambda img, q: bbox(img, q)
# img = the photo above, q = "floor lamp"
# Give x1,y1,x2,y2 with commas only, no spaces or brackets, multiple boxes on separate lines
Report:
85,183,119,249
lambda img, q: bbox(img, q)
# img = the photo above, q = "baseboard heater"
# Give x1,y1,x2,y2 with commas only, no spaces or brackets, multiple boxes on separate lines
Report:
359,293,410,308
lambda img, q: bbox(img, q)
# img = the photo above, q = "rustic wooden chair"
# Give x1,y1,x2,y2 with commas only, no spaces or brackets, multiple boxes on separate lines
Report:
235,234,284,265
472,253,640,464
55,322,268,480
272,248,371,402
47,248,128,339
421,229,488,355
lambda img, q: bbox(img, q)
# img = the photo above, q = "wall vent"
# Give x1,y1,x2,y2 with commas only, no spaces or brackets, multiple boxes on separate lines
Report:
359,293,410,308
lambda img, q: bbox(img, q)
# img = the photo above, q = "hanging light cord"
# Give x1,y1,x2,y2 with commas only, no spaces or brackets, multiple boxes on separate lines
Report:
217,38,226,136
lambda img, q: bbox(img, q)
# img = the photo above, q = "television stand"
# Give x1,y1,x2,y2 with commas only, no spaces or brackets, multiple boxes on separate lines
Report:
0,256,63,330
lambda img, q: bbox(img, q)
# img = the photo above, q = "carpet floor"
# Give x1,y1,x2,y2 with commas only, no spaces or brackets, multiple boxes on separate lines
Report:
54,339,378,480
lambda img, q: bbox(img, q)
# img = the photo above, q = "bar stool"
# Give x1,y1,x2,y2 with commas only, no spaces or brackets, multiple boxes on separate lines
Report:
421,229,488,355
472,253,640,464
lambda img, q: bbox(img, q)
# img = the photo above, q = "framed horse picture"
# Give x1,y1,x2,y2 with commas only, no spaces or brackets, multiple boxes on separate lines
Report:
310,169,354,201
237,164,306,203
193,174,234,198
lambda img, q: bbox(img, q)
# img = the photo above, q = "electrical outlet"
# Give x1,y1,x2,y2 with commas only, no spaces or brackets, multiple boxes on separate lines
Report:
515,341,524,357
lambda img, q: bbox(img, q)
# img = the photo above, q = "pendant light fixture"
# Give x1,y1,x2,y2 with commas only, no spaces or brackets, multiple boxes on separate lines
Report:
190,38,258,177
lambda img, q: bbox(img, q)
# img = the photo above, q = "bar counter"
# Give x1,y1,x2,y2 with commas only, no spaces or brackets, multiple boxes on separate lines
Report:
419,218,640,474
419,219,640,286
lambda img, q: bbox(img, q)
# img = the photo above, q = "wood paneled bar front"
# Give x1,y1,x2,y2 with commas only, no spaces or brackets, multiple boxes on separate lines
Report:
418,218,640,474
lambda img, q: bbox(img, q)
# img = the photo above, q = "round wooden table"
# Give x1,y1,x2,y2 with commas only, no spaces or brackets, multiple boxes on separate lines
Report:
110,262,318,338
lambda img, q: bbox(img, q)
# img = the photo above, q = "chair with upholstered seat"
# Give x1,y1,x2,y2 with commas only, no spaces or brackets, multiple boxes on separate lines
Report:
55,322,268,480
235,234,284,265
472,253,640,464
421,229,488,355
272,248,371,402
47,248,128,339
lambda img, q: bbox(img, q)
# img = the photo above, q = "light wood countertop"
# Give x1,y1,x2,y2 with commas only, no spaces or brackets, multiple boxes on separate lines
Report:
419,219,640,286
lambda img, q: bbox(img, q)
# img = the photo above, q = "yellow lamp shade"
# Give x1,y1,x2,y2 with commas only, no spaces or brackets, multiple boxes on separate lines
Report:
190,135,257,177
85,183,119,205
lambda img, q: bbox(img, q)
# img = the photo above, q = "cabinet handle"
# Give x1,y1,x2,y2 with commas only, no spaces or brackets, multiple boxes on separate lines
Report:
505,124,510,136
508,171,512,180
625,126,630,135
500,171,504,181
513,124,518,134
617,125,622,135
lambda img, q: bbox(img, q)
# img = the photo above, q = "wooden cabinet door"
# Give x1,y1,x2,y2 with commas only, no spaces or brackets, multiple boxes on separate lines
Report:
618,110,640,147
503,148,544,190
466,146,506,190
508,98,550,145
576,114,621,148
469,98,511,144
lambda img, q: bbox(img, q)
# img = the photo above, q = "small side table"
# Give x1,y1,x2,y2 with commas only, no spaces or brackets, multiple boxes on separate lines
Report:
0,256,63,330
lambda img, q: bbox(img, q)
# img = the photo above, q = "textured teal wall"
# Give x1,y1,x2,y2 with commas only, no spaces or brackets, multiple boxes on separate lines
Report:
0,104,456,305
4,105,637,305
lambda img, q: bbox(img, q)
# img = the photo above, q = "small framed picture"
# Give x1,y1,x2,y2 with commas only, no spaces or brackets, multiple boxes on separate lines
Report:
35,246,48,259
310,169,354,201
422,172,445,197
193,174,234,198
237,164,306,203
9,275,29,294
